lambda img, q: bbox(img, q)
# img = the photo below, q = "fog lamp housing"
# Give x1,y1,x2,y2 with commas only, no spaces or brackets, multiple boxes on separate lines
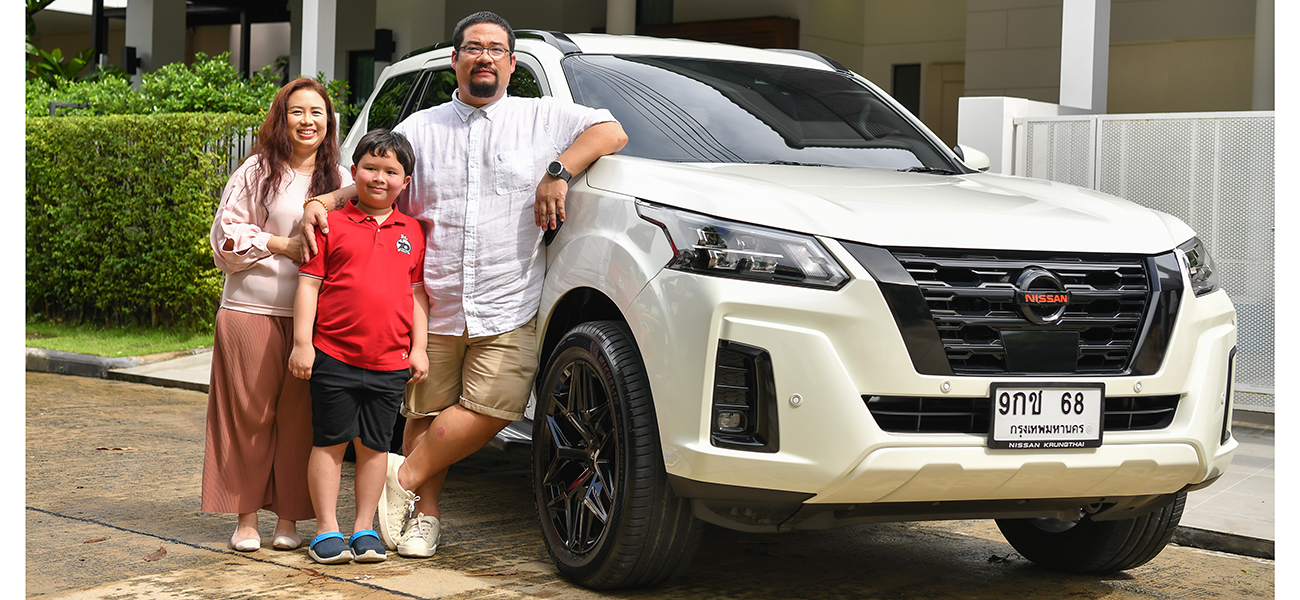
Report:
711,340,779,452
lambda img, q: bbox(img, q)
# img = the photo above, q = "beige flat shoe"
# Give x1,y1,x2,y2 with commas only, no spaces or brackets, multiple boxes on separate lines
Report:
272,533,302,550
230,534,261,552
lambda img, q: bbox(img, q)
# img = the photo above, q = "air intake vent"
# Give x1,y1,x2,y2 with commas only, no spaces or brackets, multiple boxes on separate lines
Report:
865,394,1180,434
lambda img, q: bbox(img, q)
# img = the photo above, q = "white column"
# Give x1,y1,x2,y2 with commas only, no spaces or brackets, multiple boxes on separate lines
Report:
1059,0,1110,113
1252,0,1274,110
606,0,636,35
124,0,185,83
302,0,337,79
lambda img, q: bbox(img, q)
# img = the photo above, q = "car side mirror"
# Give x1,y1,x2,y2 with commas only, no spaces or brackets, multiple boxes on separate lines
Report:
953,144,990,172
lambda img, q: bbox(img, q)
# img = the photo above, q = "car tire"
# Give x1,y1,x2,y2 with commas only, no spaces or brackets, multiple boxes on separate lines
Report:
995,492,1186,573
532,320,703,589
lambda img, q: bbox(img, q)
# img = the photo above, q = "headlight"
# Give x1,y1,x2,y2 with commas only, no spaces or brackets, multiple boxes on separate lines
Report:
1177,236,1220,296
637,201,849,290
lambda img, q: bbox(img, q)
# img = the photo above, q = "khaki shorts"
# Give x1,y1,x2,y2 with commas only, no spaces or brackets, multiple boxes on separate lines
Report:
402,318,537,421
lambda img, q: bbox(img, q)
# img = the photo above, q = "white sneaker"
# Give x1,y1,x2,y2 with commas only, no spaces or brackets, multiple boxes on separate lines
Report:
396,513,440,558
378,453,418,550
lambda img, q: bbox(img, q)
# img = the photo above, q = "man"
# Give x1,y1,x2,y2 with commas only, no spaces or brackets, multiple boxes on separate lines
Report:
301,10,627,557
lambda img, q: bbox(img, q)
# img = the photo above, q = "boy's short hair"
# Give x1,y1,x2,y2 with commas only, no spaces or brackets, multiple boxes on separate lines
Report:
352,129,415,177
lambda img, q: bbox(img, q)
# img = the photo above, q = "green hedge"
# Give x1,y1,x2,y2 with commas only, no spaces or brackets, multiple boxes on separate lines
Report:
26,112,262,327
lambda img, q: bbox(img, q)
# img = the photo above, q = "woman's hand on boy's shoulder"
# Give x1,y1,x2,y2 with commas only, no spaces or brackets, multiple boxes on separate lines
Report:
300,202,330,259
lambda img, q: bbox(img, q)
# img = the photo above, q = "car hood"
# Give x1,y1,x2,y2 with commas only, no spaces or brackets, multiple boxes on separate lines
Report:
585,156,1194,255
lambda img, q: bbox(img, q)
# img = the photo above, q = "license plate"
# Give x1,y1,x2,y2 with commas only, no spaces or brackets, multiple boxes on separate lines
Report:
989,383,1103,449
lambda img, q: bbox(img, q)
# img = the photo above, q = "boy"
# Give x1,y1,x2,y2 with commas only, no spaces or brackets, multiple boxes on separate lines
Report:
288,129,428,564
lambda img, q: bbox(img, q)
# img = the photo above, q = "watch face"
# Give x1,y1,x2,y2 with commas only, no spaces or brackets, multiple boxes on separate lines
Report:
549,160,569,181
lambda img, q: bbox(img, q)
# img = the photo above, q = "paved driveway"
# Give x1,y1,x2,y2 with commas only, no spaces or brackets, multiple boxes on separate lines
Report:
25,373,1274,599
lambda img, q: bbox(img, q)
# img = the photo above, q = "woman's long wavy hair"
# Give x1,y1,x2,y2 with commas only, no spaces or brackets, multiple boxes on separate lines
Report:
250,78,342,209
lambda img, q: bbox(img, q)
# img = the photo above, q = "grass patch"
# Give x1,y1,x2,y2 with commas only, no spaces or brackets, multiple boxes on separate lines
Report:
26,320,213,357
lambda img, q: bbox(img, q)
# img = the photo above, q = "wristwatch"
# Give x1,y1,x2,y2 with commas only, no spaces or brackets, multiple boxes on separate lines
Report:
546,159,572,183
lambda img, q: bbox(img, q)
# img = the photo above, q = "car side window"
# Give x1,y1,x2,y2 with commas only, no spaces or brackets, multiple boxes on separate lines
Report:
365,70,420,132
409,65,542,114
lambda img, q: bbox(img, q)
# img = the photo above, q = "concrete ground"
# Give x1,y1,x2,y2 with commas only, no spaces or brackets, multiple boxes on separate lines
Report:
24,372,1276,599
104,349,1276,559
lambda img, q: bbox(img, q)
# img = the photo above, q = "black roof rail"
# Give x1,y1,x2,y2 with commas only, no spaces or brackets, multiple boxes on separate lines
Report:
767,48,849,73
515,30,583,55
399,40,454,62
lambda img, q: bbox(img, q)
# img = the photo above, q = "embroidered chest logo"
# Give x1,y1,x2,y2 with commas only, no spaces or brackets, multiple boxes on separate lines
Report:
396,234,412,255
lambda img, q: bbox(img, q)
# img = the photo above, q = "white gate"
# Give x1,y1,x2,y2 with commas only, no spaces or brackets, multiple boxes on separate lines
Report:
1014,111,1274,411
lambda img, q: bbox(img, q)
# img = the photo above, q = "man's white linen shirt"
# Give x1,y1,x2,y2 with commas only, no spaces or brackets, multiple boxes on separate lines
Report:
394,90,617,337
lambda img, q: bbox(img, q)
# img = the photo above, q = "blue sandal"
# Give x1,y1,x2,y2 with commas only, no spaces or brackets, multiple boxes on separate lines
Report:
308,532,353,564
349,530,387,563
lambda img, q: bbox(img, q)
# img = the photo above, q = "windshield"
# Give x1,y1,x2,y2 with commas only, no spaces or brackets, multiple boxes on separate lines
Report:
564,55,957,171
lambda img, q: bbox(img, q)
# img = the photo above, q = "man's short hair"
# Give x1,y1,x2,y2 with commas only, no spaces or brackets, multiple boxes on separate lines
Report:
453,11,515,52
352,129,415,177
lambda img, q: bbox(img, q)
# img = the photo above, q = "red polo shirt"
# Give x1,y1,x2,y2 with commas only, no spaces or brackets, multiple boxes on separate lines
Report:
299,200,426,371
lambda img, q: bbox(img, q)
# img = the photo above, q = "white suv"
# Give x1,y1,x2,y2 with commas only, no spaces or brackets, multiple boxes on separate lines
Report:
342,31,1238,589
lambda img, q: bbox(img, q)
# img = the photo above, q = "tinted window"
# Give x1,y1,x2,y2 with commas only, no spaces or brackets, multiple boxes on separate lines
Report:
366,70,420,131
564,55,953,170
409,66,543,114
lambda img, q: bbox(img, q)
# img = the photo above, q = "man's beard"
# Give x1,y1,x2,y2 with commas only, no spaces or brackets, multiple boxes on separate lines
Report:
469,69,499,98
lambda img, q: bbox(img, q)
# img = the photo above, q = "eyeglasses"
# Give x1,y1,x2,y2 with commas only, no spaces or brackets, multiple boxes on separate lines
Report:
458,45,511,59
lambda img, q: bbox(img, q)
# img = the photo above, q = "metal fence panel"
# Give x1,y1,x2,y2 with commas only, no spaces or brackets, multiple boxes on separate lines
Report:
1015,112,1274,410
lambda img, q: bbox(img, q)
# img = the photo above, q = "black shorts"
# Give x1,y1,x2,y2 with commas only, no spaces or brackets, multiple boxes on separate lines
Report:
309,350,409,451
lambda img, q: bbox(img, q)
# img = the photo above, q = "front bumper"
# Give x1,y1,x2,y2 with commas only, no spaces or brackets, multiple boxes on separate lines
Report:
628,239,1238,509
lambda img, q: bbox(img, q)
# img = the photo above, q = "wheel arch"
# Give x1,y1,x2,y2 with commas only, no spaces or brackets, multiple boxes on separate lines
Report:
538,287,629,390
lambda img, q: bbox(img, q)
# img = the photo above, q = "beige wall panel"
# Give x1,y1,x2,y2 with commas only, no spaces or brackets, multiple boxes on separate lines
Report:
1165,37,1254,112
805,35,866,73
966,10,1008,50
570,0,610,33
857,40,967,86
448,0,532,30
1005,4,1060,48
676,0,804,23
1108,36,1254,113
968,0,1060,11
1111,0,1256,43
188,25,231,64
862,0,966,46
807,0,867,45
30,26,126,66
965,47,1060,88
1107,42,1171,113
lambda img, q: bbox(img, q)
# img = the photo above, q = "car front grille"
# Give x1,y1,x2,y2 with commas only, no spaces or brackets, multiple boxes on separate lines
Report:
890,249,1150,375
864,394,1180,434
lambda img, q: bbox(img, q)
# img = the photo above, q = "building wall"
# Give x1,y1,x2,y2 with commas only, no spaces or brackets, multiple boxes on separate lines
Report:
966,0,1259,112
445,0,608,35
187,25,229,64
29,17,125,71
965,0,1062,103
228,23,293,74
1107,0,1258,113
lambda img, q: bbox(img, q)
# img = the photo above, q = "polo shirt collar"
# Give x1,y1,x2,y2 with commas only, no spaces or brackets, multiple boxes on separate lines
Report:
342,199,398,225
451,89,504,122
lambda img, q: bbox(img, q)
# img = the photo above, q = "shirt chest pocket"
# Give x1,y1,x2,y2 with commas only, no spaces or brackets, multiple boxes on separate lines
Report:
493,149,535,196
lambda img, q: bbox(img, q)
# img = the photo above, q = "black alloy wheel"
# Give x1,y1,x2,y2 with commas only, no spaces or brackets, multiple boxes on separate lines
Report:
532,321,702,589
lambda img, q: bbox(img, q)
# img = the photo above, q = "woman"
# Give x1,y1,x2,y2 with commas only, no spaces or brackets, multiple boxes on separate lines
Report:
203,78,351,551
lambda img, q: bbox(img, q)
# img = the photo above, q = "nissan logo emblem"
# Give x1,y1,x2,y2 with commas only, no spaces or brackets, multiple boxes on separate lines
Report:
1015,268,1070,325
